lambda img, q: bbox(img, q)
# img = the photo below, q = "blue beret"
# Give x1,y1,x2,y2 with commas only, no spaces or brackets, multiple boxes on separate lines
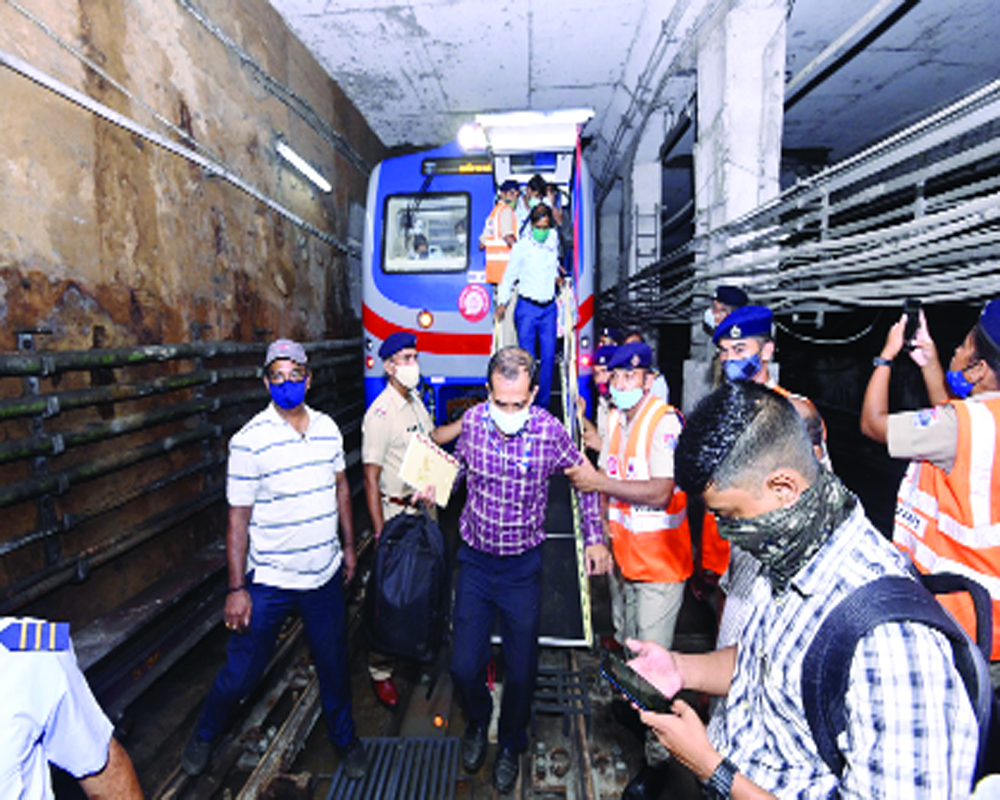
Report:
713,305,773,345
607,341,652,370
598,326,622,344
594,345,617,367
378,331,417,360
980,298,1000,351
714,285,749,308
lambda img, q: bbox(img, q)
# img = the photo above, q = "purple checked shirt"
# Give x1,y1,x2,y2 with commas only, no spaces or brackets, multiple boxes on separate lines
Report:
454,403,604,556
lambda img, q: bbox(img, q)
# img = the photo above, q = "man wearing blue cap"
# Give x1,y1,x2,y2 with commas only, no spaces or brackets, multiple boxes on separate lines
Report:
861,299,1000,667
578,344,616,452
566,341,692,800
362,331,462,707
183,338,367,780
704,284,749,331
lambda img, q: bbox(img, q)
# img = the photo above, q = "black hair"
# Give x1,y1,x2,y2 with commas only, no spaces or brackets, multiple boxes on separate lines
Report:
487,346,538,390
527,174,547,196
973,326,1000,378
529,202,553,226
675,381,819,495
413,233,429,249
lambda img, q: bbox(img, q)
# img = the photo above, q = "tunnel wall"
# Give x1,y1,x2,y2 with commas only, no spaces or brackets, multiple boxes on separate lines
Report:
0,1,383,625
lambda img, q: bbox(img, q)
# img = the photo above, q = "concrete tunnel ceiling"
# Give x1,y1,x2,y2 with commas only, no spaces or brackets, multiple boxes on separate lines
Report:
267,0,1000,193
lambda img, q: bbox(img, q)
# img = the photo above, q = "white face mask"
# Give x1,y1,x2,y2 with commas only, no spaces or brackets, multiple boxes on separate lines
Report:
489,402,530,435
703,308,717,330
394,363,420,390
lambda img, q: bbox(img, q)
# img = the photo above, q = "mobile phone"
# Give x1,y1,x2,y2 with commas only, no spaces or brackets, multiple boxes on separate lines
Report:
599,650,674,713
902,298,921,351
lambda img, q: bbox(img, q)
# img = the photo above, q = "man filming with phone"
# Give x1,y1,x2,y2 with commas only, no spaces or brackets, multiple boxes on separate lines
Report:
626,381,978,798
861,297,1000,670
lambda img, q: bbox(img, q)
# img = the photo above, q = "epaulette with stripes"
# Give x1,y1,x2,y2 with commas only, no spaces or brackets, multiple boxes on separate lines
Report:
0,618,71,652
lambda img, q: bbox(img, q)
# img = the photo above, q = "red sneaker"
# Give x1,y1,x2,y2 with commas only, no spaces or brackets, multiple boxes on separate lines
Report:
371,677,399,709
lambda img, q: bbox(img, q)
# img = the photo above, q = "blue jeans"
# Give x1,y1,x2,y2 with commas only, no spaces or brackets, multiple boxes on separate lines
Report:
450,544,543,754
196,570,355,748
514,298,557,409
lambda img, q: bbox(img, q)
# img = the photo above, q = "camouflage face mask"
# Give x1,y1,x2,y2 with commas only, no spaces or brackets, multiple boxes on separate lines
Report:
715,470,855,592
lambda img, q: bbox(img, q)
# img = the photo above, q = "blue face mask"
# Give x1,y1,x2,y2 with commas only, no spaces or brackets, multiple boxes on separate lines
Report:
610,386,643,411
269,379,307,410
723,353,762,383
946,368,975,399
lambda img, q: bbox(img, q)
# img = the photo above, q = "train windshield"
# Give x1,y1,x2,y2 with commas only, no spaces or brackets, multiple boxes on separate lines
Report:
382,193,470,273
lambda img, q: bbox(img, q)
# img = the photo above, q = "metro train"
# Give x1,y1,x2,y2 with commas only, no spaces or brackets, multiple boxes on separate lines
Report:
361,133,596,425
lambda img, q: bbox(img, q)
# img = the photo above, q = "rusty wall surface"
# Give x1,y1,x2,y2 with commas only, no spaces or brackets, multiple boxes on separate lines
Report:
0,0,383,349
0,1,383,625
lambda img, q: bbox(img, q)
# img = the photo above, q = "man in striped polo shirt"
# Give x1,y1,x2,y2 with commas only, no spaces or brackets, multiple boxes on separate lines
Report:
182,339,367,780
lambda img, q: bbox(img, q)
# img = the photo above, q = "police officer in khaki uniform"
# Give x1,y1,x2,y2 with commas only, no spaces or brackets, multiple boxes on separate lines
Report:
362,332,462,708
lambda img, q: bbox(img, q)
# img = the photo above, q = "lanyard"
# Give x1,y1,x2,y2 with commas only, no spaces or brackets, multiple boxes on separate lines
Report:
486,418,533,475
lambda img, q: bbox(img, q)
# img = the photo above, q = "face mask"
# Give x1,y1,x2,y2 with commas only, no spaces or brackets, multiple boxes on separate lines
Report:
528,197,540,209
722,353,762,382
946,368,975,399
505,197,517,208
269,379,307,410
531,227,549,244
394,363,420,390
703,308,717,330
489,402,530,435
610,386,643,411
456,232,467,244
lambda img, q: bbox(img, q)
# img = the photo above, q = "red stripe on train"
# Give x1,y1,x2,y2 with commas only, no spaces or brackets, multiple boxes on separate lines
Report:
363,305,493,355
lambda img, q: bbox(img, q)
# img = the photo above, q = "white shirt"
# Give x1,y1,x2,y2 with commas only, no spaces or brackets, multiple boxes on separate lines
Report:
227,403,346,589
0,631,113,799
496,231,560,305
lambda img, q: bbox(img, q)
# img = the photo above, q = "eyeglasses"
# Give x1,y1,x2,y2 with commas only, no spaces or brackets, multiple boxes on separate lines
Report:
267,369,307,385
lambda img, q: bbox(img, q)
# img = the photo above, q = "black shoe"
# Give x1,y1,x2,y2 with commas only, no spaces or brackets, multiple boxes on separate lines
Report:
461,721,488,773
181,729,214,776
622,761,669,800
339,737,368,780
492,747,520,795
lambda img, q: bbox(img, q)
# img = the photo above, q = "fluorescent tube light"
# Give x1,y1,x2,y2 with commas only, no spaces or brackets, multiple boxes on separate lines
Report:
276,140,332,193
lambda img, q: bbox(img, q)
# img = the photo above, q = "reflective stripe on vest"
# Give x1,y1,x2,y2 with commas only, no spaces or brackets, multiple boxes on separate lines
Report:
893,396,1000,658
483,202,516,284
606,397,692,583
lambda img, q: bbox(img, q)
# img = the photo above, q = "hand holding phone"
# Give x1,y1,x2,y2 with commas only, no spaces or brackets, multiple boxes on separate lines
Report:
600,650,675,714
902,299,921,352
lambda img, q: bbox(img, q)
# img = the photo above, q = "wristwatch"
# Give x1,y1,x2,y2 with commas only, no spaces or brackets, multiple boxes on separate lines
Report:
705,756,738,798
872,356,893,368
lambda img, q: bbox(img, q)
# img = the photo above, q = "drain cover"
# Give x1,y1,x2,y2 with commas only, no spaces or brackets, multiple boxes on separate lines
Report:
325,737,460,800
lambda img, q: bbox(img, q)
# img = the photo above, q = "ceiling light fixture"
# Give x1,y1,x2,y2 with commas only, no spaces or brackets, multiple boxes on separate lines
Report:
276,139,332,193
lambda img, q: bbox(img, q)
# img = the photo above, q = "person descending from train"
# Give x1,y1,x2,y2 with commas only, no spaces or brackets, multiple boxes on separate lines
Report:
182,339,367,781
480,179,521,348
431,347,612,795
861,297,1000,670
361,331,462,709
623,330,669,404
1,617,144,799
577,343,616,453
564,341,694,800
496,203,561,410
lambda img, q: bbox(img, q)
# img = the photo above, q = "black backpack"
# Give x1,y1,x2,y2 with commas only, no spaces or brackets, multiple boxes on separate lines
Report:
363,511,450,664
802,571,999,784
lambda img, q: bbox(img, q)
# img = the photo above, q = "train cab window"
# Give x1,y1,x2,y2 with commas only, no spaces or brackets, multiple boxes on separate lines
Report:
382,193,470,273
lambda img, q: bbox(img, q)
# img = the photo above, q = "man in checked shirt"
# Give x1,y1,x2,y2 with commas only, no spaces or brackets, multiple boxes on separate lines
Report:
443,346,612,794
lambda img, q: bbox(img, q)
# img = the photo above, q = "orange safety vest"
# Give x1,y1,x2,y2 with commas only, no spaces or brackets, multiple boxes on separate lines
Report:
606,397,692,583
483,201,517,284
894,396,1000,659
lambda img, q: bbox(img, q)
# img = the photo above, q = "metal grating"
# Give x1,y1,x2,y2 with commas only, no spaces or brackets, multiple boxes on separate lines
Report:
325,737,460,800
531,665,592,738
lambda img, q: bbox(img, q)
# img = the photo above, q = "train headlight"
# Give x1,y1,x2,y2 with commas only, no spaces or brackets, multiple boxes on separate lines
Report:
417,310,434,329
365,355,375,370
580,353,592,368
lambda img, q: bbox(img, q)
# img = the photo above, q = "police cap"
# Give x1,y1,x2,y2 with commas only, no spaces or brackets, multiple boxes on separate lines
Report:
712,305,773,345
378,331,417,360
607,341,652,371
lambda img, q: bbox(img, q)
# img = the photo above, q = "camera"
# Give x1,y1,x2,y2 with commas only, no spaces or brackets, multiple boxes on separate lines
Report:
902,298,921,352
